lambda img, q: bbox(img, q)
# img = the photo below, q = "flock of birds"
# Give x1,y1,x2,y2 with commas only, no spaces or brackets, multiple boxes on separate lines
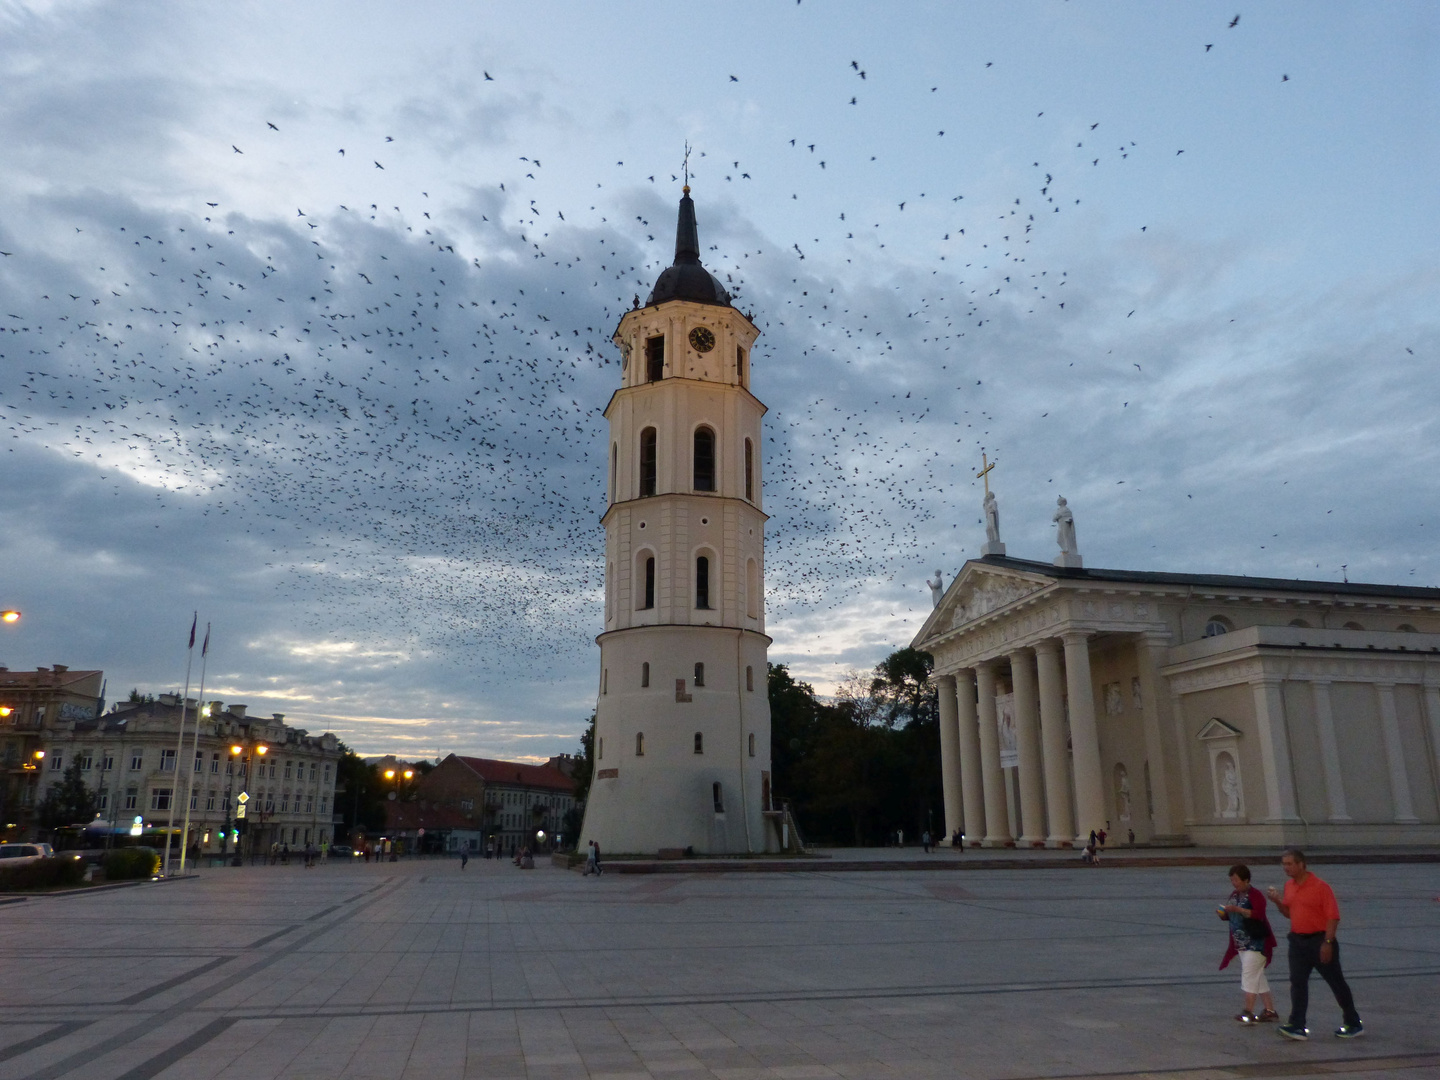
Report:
1,12,1311,677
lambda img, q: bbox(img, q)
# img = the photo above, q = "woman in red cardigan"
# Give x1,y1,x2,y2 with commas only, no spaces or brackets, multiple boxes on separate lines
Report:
1218,863,1279,1022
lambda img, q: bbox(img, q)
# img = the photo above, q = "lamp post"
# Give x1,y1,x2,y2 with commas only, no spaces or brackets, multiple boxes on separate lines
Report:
220,740,267,866
383,768,413,858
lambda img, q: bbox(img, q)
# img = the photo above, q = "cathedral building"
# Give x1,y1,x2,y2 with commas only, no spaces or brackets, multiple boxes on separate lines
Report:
914,548,1440,849
579,187,777,854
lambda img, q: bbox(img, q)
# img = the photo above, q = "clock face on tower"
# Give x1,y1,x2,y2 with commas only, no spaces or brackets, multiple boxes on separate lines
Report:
688,326,716,353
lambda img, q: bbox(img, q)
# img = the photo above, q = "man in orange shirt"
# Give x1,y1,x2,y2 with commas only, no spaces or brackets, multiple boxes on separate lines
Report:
1266,848,1363,1040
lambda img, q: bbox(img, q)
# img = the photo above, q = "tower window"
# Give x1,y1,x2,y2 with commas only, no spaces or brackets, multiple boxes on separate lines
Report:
746,559,760,619
609,442,617,503
646,335,664,381
694,732,703,754
696,556,711,609
641,556,655,609
748,732,756,756
746,665,754,692
693,427,715,491
635,732,645,757
694,662,705,687
602,668,608,695
639,427,657,497
738,345,748,388
641,662,650,687
713,782,724,814
598,738,603,760
744,438,754,501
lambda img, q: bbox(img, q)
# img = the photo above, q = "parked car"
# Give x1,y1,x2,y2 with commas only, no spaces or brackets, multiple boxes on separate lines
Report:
329,845,355,858
0,843,54,866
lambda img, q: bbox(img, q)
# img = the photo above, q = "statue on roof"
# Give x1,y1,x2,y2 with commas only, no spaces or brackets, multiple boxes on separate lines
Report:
1053,496,1082,568
927,570,945,609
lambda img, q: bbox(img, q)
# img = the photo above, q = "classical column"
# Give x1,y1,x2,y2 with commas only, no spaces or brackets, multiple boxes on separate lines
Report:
1424,680,1440,813
1134,634,1178,838
974,661,1013,846
1248,676,1300,823
1374,683,1418,824
1009,649,1046,847
935,674,963,840
1309,680,1350,822
1062,631,1106,841
1035,639,1074,846
955,669,985,845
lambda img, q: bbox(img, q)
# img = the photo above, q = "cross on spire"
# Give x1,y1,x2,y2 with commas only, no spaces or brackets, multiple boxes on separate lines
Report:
682,142,692,191
976,451,997,496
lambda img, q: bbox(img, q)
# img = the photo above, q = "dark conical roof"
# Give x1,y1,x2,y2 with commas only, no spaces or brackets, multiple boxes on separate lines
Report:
646,188,731,307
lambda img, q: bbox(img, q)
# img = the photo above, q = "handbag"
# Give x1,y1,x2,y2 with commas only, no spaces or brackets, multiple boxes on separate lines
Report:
1242,915,1268,939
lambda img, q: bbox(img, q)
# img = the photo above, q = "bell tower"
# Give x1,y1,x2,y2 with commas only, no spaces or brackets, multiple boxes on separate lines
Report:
580,185,776,854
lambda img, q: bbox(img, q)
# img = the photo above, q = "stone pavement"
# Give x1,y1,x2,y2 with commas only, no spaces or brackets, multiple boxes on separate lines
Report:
1,854,1437,1080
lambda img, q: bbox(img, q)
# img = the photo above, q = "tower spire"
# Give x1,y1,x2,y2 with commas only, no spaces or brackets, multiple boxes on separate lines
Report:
674,143,700,267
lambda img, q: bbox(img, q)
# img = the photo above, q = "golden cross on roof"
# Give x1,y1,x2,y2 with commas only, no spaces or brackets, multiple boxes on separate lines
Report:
682,142,692,190
976,451,997,496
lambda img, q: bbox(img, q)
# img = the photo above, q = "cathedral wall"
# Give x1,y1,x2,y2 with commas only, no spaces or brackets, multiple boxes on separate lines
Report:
1329,682,1393,823
1086,640,1150,839
1396,684,1440,823
1281,680,1330,824
1177,684,1260,824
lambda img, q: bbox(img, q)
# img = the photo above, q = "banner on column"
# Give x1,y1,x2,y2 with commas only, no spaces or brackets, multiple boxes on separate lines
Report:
996,692,1018,768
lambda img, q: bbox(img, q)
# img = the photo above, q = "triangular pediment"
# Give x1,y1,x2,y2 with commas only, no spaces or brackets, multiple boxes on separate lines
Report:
912,561,1053,648
1196,717,1242,740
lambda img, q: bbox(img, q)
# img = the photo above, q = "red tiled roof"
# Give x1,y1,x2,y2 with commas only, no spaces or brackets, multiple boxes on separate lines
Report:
452,755,577,793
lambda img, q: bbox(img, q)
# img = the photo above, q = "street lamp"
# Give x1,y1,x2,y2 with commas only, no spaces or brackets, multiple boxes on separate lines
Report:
1,610,19,624
220,741,267,866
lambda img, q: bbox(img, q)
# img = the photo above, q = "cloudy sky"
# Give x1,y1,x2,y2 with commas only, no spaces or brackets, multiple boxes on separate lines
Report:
1,1,1436,761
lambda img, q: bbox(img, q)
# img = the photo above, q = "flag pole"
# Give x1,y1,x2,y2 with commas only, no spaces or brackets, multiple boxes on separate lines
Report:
177,623,210,874
163,613,197,878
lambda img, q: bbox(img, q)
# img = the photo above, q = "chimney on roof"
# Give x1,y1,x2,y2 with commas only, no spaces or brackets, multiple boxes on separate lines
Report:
158,693,178,706
230,704,246,718
52,664,68,674
37,666,49,673
272,713,284,723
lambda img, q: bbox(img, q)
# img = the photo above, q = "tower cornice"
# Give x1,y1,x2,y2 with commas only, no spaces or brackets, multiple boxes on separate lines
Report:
601,376,769,422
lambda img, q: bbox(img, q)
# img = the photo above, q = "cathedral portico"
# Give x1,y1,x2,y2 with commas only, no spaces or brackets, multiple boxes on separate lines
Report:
915,551,1440,849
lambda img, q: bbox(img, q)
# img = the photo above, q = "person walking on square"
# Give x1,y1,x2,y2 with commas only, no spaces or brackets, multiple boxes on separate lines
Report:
460,846,469,869
1267,849,1363,1040
922,830,931,854
1218,864,1278,1023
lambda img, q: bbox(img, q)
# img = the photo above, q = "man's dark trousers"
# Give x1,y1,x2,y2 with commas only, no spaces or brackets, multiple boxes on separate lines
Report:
1287,931,1360,1029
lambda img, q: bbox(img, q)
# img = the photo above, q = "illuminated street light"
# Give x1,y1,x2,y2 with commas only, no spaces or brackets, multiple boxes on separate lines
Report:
1,610,19,623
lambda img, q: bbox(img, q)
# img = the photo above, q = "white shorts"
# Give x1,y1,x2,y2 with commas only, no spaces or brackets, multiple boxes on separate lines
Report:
1239,949,1270,995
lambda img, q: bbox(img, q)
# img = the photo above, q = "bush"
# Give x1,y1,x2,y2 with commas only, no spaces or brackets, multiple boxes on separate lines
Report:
103,847,160,880
0,855,87,891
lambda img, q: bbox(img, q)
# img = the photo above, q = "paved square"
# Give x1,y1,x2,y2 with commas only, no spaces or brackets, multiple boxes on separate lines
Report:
1,856,1436,1079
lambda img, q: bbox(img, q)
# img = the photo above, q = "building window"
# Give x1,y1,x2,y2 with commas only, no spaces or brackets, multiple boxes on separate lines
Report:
696,556,711,609
693,427,716,491
694,662,705,687
635,732,645,756
323,763,331,783
694,732,704,754
602,668,608,695
150,788,172,811
1342,621,1364,631
713,782,724,814
609,442,618,503
641,555,655,609
206,790,216,811
79,754,93,771
284,761,292,780
160,749,175,772
193,751,203,772
747,559,760,619
49,752,63,771
98,789,109,811
210,754,219,773
306,795,314,813
319,797,328,813
190,789,198,811
744,438,754,501
641,662,650,688
1203,617,1231,638
639,427,657,497
124,788,138,810
102,754,114,771
598,738,604,760
646,334,664,381
281,794,289,812
748,733,756,757
130,752,143,771
738,345,748,388
1398,623,1418,632
309,763,318,782
746,665,754,692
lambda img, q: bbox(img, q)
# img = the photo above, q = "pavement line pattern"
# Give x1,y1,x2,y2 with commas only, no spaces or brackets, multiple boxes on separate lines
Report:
107,1017,238,1080
114,956,236,1006
1024,1050,1440,1078
0,1026,87,1067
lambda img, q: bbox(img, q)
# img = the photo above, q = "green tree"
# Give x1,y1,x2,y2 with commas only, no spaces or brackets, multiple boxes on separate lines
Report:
570,712,595,806
334,745,386,835
36,758,98,831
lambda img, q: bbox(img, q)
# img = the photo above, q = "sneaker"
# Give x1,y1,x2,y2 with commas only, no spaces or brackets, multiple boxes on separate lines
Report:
1278,1024,1309,1041
1335,1022,1364,1039
1256,1010,1279,1022
1234,1012,1256,1023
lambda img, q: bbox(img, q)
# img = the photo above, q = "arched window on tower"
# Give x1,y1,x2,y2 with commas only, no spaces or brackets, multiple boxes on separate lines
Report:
693,732,703,754
712,782,724,813
693,427,716,492
639,427,657,497
641,662,650,687
695,556,711,609
746,559,760,620
609,442,617,503
737,345,748,388
635,732,645,756
744,438,754,501
694,662,705,687
646,335,664,382
639,555,655,610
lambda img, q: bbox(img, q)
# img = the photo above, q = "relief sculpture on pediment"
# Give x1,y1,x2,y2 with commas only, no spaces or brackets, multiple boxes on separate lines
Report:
950,575,1043,629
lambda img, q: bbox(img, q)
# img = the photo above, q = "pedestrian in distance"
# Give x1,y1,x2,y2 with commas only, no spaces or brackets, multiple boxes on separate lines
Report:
922,830,931,853
460,846,469,869
1267,849,1363,1040
1217,864,1278,1023
584,840,598,876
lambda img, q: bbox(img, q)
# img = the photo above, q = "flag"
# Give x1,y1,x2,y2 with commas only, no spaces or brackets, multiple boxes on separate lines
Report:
188,612,197,650
201,624,210,657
